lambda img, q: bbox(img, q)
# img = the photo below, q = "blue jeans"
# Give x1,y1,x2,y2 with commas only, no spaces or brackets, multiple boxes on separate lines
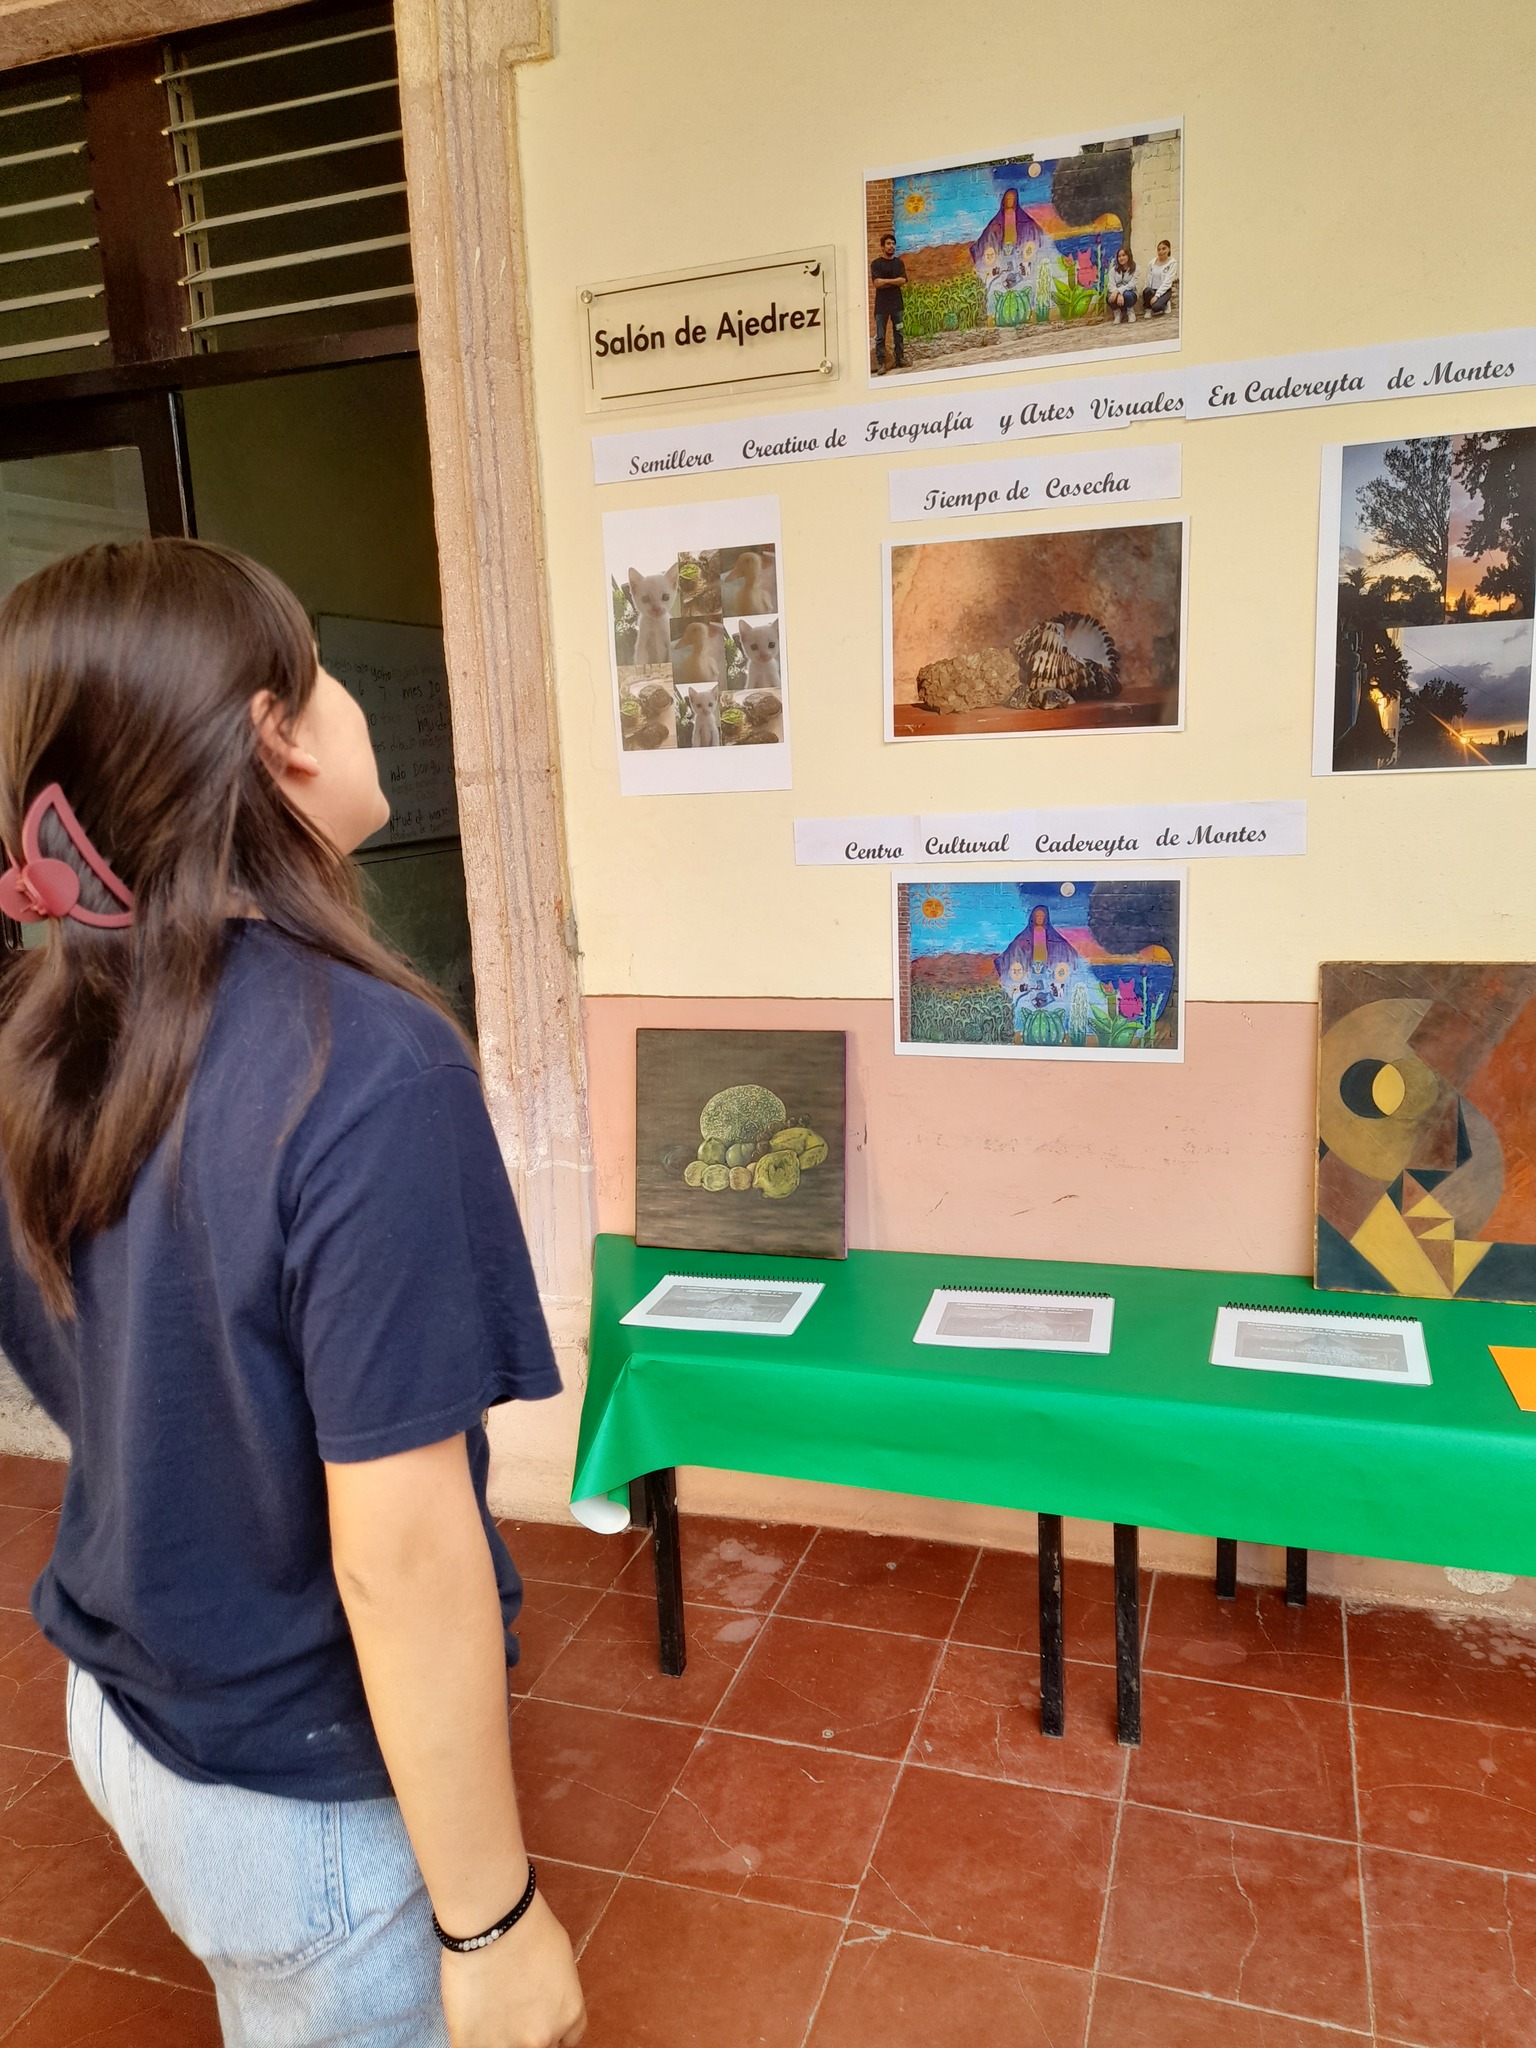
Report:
67,1664,448,2047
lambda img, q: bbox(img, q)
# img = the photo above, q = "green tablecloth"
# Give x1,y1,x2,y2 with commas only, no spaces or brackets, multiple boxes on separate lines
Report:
574,1235,1536,1575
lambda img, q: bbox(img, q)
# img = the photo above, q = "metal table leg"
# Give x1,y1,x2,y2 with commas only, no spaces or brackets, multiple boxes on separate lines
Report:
1215,1537,1238,1599
1114,1524,1141,1745
641,1467,687,1676
1037,1513,1064,1739
1285,1547,1309,1607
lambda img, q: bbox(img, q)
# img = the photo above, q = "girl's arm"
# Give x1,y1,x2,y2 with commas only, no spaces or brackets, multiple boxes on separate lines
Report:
326,1435,586,2048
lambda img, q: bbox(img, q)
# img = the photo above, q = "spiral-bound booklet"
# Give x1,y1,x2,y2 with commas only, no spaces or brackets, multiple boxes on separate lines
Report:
915,1287,1114,1354
622,1272,823,1337
1211,1304,1430,1385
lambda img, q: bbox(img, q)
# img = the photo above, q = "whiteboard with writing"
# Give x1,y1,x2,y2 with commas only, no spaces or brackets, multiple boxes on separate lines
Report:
317,615,459,848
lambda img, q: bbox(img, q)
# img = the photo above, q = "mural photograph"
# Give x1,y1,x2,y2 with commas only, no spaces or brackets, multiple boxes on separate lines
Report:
893,871,1185,1062
864,122,1181,384
886,520,1185,741
1316,426,1536,774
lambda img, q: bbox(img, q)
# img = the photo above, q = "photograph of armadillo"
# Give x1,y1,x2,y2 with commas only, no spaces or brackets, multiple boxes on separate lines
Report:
634,1028,847,1259
884,519,1186,740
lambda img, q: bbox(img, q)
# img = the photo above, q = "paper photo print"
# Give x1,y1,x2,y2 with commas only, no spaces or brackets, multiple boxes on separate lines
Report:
886,520,1186,742
604,496,789,795
864,121,1181,387
894,869,1185,1061
1315,427,1535,775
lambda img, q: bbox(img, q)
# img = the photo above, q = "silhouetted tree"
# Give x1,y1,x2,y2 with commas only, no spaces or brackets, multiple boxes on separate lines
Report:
1454,429,1536,614
1397,676,1468,766
1356,438,1452,602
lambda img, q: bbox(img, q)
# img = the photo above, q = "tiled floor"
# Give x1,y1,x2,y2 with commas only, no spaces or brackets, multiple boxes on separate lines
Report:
4,1454,1536,2045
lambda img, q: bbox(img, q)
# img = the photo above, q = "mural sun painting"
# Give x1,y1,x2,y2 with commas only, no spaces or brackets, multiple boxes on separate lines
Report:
1317,962,1536,1305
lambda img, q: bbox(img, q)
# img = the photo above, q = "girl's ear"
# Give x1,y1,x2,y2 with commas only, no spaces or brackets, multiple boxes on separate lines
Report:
250,690,320,783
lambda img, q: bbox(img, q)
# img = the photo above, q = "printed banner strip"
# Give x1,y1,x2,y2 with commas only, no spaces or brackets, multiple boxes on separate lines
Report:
594,326,1536,486
794,801,1307,867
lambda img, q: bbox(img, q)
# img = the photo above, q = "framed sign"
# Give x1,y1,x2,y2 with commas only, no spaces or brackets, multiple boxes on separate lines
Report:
581,248,838,411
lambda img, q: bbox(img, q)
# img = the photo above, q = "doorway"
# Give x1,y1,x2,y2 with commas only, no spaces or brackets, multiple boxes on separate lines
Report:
0,356,475,1025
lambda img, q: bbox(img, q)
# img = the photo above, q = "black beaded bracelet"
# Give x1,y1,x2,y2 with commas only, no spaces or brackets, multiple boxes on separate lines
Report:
431,1863,538,1953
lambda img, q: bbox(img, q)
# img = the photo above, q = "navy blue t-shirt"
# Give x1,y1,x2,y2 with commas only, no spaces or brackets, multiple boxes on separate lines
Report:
0,921,561,1800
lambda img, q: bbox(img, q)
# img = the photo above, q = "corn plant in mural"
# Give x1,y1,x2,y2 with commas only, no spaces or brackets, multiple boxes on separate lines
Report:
900,271,988,338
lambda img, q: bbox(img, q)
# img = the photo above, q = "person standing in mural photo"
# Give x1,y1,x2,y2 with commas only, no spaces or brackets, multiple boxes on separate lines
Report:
0,541,586,2048
870,230,907,372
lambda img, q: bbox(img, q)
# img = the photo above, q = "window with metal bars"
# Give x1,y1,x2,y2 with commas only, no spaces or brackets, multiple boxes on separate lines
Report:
162,1,414,354
0,70,109,377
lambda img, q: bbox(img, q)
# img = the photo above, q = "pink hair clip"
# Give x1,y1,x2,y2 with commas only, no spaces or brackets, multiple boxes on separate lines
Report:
0,783,134,929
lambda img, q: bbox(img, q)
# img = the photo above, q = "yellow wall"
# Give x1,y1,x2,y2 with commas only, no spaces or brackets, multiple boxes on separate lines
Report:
515,0,1536,1005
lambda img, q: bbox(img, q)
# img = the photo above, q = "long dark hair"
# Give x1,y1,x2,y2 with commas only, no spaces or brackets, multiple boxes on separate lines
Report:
0,538,461,1315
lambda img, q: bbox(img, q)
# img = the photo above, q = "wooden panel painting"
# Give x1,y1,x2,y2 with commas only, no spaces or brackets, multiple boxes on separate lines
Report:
894,870,1185,1063
635,1029,846,1260
1317,962,1536,1304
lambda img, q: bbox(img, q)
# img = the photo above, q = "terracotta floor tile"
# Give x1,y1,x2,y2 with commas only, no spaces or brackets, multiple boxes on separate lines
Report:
0,1757,142,1956
1126,1671,1356,1838
509,1698,697,1870
1099,1805,1369,2031
0,1628,67,1756
0,1939,69,2032
80,1887,212,1991
1348,1604,1536,1731
714,1616,941,1759
613,1515,815,1611
777,1529,976,1638
632,1730,897,1916
497,1516,645,1590
0,1458,66,1514
1365,1845,1536,2048
534,1859,621,1957
2,1959,220,2045
509,1580,602,1694
1088,1976,1372,2045
1356,1705,1536,1875
575,1876,841,2048
1144,1573,1346,1701
0,1510,54,1613
913,1642,1127,1799
953,1548,1150,1667
532,1590,759,1724
855,1765,1114,1968
809,1927,1090,2047
0,1744,61,1814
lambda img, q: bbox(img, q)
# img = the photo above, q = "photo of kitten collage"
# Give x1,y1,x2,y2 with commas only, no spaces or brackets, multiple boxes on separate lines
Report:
612,541,784,751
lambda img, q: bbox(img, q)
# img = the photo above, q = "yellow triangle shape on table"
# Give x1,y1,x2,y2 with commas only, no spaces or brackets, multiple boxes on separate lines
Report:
1418,1221,1456,1240
1453,1239,1494,1290
1405,1193,1451,1220
1351,1194,1452,1299
1490,1346,1536,1413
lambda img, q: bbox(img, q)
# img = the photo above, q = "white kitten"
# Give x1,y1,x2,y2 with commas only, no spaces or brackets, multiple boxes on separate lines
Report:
627,564,677,665
736,617,780,692
684,682,720,746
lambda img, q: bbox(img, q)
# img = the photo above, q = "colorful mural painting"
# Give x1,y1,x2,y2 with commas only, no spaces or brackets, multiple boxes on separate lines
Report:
894,873,1185,1062
865,122,1182,384
1316,963,1536,1305
1317,426,1536,775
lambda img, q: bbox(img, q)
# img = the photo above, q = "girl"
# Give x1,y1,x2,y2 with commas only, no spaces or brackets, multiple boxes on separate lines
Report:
1106,245,1139,322
0,540,586,2048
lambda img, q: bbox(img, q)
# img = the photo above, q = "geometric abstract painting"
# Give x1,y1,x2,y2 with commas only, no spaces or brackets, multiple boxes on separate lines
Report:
1317,963,1536,1303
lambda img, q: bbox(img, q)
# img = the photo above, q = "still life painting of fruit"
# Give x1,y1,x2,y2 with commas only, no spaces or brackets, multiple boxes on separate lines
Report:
636,1029,847,1259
